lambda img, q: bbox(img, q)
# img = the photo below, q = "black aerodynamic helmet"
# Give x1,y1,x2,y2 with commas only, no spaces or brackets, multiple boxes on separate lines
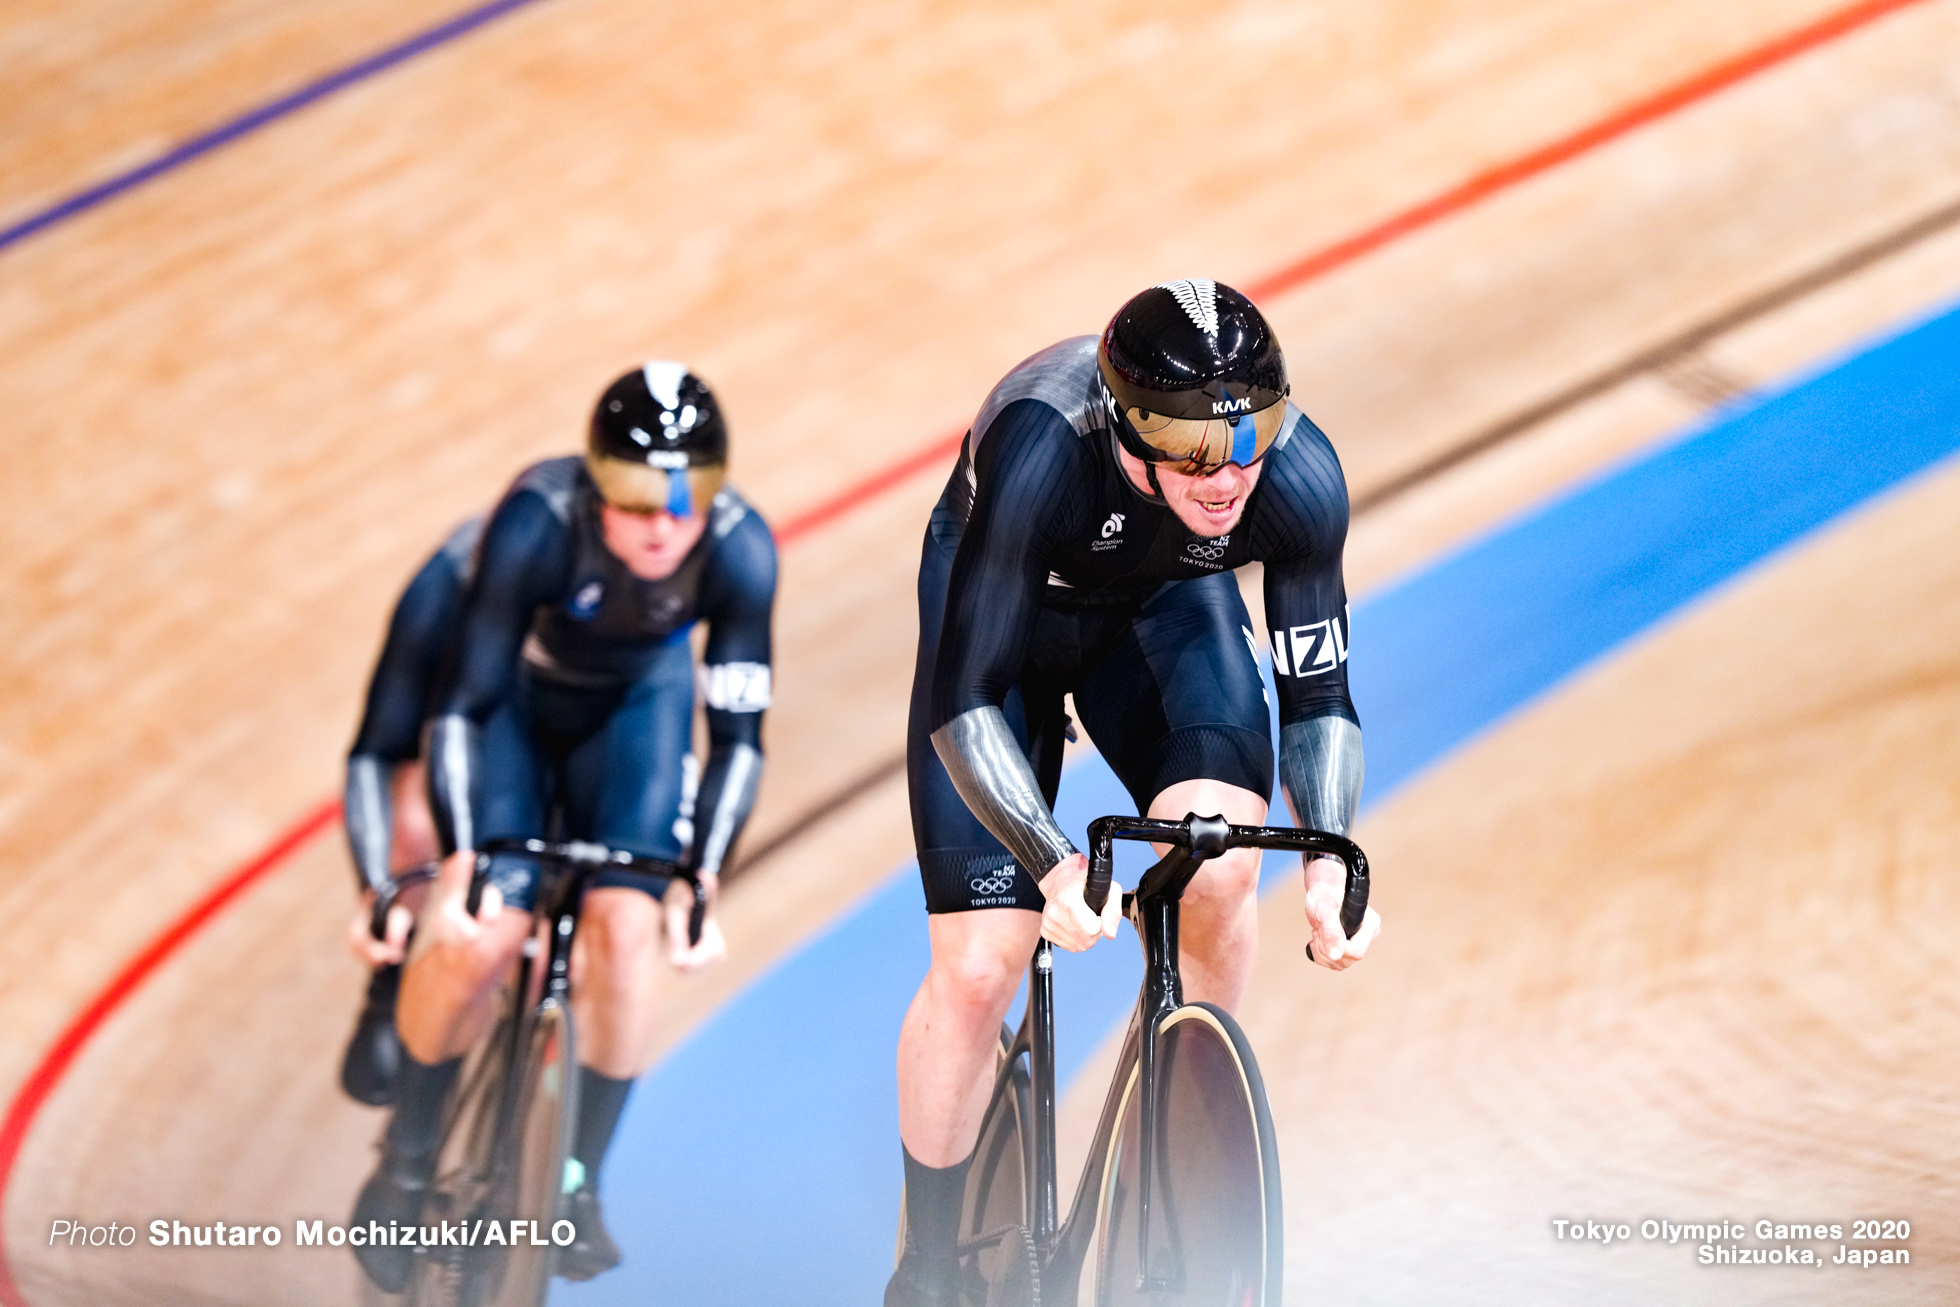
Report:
587,362,728,516
1097,279,1290,475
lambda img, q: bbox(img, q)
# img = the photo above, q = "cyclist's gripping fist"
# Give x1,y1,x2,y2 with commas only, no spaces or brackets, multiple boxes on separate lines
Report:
663,872,728,972
346,889,415,968
1303,853,1380,971
411,848,505,957
1037,853,1122,953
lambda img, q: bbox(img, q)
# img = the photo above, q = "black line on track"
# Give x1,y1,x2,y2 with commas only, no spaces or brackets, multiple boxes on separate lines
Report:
1351,192,1960,513
729,753,910,875
727,190,1960,879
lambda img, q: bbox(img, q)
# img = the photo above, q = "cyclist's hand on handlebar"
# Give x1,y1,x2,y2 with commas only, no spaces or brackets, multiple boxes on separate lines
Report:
1303,853,1379,971
1038,853,1122,953
664,873,726,972
346,890,413,967
410,849,503,963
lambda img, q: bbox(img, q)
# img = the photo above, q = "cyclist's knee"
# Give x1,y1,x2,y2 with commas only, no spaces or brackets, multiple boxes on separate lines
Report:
1189,846,1261,905
926,938,1024,1019
579,887,663,968
410,907,527,979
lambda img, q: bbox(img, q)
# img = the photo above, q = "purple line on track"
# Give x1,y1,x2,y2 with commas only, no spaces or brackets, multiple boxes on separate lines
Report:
0,0,551,256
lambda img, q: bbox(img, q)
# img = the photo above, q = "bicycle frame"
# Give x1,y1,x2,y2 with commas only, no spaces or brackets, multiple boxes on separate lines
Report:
990,814,1368,1297
400,838,702,1299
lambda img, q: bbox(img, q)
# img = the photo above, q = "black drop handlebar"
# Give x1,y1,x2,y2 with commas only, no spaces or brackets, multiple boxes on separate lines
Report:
1083,813,1369,956
480,837,705,947
369,839,705,946
367,863,438,942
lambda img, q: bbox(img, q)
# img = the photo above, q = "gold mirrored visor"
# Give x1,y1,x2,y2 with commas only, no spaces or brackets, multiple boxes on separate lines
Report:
586,455,725,517
1122,401,1288,475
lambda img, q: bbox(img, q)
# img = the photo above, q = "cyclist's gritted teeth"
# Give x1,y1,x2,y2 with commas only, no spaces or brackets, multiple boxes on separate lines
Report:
1195,493,1239,523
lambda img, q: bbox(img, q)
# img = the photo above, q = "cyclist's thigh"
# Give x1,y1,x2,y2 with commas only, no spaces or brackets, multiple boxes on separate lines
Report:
925,903,1044,985
1072,572,1274,812
475,675,555,911
559,639,693,899
908,516,1047,915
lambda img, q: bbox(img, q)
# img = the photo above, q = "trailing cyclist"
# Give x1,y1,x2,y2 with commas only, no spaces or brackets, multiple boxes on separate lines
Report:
888,281,1382,1305
349,363,778,1291
338,513,484,1107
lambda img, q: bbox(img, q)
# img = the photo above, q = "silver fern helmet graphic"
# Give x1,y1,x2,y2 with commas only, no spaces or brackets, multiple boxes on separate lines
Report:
1156,278,1220,338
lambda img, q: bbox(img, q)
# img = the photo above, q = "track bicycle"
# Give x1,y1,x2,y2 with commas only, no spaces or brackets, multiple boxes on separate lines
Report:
365,837,704,1306
901,813,1368,1306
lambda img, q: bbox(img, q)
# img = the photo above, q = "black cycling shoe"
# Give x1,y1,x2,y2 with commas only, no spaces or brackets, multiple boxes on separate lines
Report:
340,963,402,1106
555,1185,623,1282
349,1144,431,1293
883,1250,981,1307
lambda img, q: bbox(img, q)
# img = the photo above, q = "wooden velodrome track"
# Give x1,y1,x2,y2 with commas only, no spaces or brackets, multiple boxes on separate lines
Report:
4,0,1960,1302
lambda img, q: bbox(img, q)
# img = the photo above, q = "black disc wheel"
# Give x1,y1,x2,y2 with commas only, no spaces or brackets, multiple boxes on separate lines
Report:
477,998,578,1307
1093,1004,1281,1307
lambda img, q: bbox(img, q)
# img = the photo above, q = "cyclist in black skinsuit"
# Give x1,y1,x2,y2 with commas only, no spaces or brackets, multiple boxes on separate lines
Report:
887,282,1382,1305
349,364,778,1292
338,514,484,1108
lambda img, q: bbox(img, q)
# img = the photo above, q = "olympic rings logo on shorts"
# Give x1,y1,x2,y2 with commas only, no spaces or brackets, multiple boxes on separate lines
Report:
1185,539,1227,563
968,869,1017,897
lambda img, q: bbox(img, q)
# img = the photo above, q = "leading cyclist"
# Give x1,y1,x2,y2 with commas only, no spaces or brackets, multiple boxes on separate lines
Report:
349,363,778,1291
887,281,1382,1305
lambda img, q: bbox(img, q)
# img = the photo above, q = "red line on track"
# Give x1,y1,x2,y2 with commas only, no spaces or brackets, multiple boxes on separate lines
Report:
0,800,340,1307
776,428,965,545
1243,0,1938,301
0,1,1937,1299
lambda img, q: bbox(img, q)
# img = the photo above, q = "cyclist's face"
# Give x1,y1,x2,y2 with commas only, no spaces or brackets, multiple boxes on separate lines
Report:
599,502,709,580
1118,444,1264,537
